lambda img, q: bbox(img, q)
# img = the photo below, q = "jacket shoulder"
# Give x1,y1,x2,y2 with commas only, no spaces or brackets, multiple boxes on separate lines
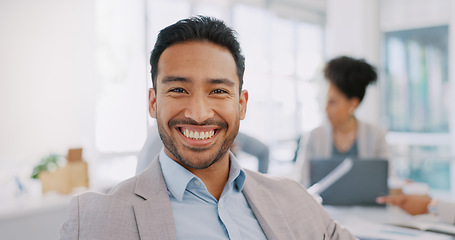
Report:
74,175,142,213
244,170,310,199
244,170,356,239
62,176,146,239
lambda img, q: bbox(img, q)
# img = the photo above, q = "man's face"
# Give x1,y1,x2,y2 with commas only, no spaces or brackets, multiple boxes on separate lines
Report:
149,41,248,170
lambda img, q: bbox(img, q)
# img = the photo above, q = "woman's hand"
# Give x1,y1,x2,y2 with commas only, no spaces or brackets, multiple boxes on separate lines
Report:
376,194,432,215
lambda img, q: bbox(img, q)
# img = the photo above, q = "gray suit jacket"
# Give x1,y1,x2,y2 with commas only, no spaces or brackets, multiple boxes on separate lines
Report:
60,157,356,240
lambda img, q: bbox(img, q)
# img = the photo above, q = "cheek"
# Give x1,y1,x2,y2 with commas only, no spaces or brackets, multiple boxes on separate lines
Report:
156,101,178,122
328,106,344,121
326,104,336,115
213,100,239,119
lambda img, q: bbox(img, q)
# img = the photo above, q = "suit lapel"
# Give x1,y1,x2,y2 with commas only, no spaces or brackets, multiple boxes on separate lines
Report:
243,172,295,240
133,157,177,240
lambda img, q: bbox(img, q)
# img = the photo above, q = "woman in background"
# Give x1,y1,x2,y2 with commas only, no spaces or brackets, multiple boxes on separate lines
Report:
295,56,389,186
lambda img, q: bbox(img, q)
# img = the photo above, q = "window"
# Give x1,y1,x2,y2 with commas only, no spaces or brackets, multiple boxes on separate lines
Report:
232,4,325,145
95,0,148,153
382,25,451,192
383,25,449,133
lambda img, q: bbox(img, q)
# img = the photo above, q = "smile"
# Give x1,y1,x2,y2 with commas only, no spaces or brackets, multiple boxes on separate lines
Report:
180,128,216,140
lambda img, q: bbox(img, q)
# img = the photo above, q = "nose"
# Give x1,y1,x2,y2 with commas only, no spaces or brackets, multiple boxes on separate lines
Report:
184,93,215,123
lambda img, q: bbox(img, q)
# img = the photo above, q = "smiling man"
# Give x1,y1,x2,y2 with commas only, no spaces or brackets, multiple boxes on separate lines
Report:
151,40,244,170
60,16,357,240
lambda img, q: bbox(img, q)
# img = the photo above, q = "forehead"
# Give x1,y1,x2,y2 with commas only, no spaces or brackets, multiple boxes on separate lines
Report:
328,84,346,99
156,41,238,86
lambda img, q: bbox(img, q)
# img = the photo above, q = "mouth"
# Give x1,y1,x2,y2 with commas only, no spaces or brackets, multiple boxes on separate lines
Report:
178,126,219,141
180,128,215,140
169,118,227,144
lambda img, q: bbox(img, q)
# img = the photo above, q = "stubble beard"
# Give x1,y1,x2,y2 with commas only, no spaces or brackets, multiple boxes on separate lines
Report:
157,117,239,170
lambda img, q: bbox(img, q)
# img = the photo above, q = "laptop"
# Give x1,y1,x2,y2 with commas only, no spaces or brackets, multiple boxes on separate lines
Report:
309,158,389,206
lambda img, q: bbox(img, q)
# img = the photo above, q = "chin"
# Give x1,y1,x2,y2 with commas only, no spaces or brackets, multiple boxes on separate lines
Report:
179,155,220,169
173,145,229,169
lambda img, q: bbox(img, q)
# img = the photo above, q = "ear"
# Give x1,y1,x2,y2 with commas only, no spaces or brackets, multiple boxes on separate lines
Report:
148,88,157,119
349,97,360,110
239,90,248,120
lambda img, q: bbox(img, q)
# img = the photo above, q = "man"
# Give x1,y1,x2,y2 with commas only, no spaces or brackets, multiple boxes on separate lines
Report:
60,16,356,239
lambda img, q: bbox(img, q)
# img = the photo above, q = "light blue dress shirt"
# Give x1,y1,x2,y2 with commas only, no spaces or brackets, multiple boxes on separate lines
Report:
159,150,267,240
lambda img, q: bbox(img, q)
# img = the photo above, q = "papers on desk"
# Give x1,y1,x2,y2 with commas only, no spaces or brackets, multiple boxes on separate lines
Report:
387,215,455,236
341,215,453,240
326,205,455,240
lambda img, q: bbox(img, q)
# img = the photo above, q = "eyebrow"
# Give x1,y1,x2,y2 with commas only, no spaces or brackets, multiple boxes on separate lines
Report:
209,78,235,87
161,76,235,87
161,76,189,84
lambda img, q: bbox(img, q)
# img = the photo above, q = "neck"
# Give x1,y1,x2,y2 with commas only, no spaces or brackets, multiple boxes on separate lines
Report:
190,155,230,200
333,117,357,133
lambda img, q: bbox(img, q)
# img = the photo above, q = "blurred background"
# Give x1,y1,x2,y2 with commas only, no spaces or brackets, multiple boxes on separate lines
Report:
1,0,455,239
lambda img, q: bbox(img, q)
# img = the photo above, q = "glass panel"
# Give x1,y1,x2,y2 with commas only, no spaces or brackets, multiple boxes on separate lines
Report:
383,25,449,133
95,0,148,152
146,0,191,54
193,3,229,21
270,76,298,138
271,16,295,76
233,3,325,146
392,145,452,191
233,4,270,76
296,22,324,81
296,22,325,132
298,80,324,132
232,4,272,143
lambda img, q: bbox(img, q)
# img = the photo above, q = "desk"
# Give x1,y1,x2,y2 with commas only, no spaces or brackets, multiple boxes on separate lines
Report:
0,193,70,240
325,205,455,240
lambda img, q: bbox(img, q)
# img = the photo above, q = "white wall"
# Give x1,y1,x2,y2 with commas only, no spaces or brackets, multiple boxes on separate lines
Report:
0,2,147,238
0,0,97,170
325,0,382,126
380,0,451,31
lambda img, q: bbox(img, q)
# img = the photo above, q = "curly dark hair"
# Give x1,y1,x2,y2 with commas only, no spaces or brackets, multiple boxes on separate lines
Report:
324,56,377,102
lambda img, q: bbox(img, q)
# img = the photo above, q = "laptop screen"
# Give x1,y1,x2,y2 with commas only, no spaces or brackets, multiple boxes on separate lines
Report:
309,158,389,206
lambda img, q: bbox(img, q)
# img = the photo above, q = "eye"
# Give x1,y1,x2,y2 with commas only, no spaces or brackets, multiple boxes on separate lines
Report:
212,89,228,94
169,88,186,93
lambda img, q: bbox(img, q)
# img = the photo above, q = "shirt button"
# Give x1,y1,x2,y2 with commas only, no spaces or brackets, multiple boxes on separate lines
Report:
193,180,201,186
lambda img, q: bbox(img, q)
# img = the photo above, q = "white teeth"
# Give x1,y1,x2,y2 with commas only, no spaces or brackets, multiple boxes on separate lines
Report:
182,129,215,140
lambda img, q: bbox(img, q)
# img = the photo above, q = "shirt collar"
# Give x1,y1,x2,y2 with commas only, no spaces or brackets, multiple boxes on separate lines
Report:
159,150,246,202
227,152,246,191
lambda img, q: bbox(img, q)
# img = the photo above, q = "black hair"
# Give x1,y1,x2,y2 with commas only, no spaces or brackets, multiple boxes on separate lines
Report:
150,16,245,92
324,56,377,102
